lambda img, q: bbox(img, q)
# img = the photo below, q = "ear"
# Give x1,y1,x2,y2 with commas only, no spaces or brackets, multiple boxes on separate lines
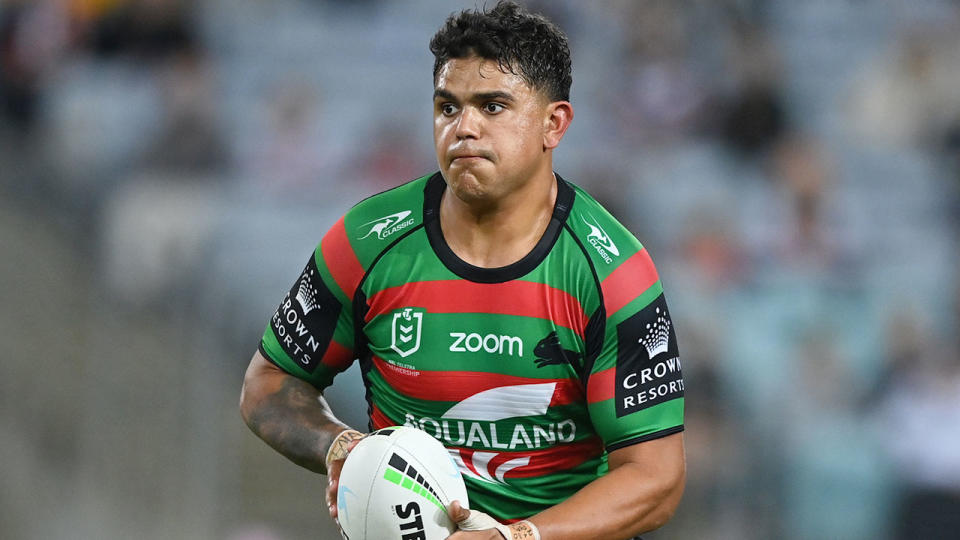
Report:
543,101,574,150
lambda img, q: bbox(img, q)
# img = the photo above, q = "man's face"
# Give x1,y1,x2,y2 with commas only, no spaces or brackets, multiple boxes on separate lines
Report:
433,56,550,205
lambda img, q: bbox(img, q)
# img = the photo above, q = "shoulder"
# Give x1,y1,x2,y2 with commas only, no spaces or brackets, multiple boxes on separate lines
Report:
339,173,436,267
563,180,645,276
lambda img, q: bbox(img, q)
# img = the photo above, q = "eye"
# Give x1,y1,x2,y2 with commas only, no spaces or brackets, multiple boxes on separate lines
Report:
483,102,505,114
440,103,458,116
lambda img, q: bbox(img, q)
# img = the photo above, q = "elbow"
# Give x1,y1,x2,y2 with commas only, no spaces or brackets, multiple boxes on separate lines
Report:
238,360,262,429
647,459,686,531
239,378,251,425
239,376,254,428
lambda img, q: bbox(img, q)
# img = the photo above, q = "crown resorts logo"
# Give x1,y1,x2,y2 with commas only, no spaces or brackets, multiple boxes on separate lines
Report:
360,210,415,240
295,268,321,315
581,214,619,264
638,306,671,359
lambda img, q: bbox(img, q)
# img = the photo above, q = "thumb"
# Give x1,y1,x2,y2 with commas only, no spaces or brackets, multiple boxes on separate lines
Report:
447,500,471,523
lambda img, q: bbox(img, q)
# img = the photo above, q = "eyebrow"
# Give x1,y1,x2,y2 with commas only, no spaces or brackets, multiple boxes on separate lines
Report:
433,89,516,103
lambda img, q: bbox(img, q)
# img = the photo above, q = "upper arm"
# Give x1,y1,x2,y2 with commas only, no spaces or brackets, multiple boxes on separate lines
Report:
608,431,686,482
585,250,685,449
240,350,292,422
258,229,360,390
608,432,687,525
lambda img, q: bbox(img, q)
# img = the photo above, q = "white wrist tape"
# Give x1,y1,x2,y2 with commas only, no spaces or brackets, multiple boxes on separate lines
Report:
455,510,542,540
455,508,513,539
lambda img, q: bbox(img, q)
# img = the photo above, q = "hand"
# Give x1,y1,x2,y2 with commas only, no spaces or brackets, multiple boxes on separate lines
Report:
445,501,541,540
324,429,366,520
445,501,506,539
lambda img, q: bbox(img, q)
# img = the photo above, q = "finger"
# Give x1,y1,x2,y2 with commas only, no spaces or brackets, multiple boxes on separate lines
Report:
326,477,339,518
447,500,471,523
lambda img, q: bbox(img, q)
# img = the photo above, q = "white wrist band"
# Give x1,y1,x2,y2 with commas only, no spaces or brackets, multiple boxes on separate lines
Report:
324,429,364,471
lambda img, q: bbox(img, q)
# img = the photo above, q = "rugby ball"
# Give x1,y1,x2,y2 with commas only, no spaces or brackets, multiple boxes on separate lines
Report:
336,426,468,540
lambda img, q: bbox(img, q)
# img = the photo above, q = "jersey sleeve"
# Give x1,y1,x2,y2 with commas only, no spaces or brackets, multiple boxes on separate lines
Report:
259,216,364,390
585,248,685,451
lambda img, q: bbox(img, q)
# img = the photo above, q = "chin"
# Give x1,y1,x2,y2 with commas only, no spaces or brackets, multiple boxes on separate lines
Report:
445,168,488,196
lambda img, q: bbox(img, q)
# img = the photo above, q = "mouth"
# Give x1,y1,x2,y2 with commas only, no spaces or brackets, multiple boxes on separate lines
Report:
449,152,491,164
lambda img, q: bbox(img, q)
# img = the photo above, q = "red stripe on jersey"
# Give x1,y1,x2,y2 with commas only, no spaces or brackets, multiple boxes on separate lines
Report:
372,356,583,405
370,404,394,430
321,217,365,298
601,249,659,317
320,340,354,372
365,280,588,335
453,436,603,481
586,367,615,404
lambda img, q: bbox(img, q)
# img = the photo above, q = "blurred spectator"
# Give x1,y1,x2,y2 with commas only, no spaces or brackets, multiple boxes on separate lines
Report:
356,121,432,192
781,329,891,539
870,273,960,539
718,22,787,158
0,0,72,133
739,134,857,280
239,79,335,199
85,0,196,62
676,208,744,293
847,21,960,149
875,329,960,539
614,0,710,146
136,43,228,177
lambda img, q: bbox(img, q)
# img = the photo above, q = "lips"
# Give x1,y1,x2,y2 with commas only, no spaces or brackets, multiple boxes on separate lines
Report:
449,150,491,164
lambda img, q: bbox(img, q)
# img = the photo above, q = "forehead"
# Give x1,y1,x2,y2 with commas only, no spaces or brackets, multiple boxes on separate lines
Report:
434,56,533,96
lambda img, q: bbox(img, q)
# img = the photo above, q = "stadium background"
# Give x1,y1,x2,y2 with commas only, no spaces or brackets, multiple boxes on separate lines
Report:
2,0,959,538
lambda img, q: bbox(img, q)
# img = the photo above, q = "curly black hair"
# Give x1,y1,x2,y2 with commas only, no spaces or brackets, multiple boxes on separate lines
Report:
429,1,572,102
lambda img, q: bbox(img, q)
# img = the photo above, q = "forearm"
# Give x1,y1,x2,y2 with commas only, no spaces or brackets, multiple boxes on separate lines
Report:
528,434,686,540
239,353,354,474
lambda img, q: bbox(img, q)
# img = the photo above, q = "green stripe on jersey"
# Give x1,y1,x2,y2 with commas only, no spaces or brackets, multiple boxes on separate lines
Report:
587,398,684,448
606,280,663,326
313,247,351,307
261,325,339,388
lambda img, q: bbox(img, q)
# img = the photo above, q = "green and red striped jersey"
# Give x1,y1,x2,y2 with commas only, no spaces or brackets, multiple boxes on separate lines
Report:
260,172,684,522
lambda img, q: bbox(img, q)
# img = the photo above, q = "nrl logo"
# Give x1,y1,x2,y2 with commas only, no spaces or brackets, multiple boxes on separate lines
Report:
581,214,619,264
359,210,415,240
391,308,424,358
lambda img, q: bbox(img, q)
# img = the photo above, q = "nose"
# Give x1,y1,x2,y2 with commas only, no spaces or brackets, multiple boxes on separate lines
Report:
455,106,481,140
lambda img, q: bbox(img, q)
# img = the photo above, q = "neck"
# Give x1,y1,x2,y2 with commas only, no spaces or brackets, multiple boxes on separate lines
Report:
440,171,558,268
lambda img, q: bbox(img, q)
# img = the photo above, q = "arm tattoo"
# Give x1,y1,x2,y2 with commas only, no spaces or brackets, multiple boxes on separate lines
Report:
245,376,346,474
510,522,540,540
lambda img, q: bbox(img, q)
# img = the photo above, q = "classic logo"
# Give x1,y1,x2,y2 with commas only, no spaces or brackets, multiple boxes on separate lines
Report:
391,308,424,358
359,210,415,240
581,214,619,264
404,383,576,485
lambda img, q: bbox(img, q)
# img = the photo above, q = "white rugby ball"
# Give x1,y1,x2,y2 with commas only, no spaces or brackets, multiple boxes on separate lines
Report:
336,426,468,540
